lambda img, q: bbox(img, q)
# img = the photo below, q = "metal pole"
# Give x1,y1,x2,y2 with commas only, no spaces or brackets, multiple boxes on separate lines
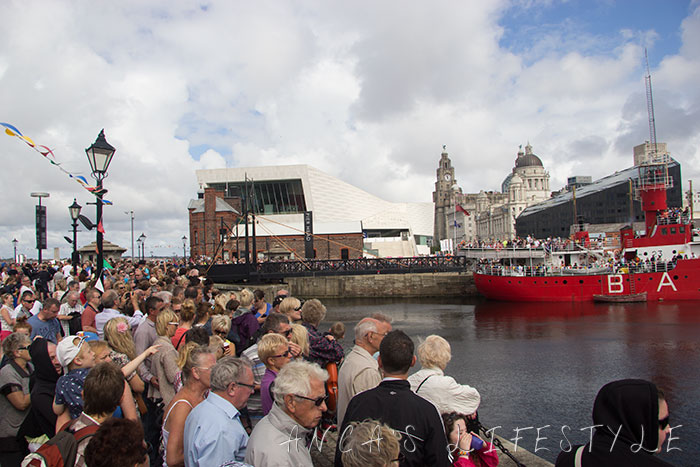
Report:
72,218,78,276
251,179,257,266
38,197,43,263
96,178,104,280
244,176,250,266
130,211,134,261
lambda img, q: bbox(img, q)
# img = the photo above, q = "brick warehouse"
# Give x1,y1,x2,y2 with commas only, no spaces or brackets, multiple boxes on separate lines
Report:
190,164,434,261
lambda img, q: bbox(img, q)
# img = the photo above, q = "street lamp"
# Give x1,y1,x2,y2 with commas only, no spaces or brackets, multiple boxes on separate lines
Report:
136,236,142,262
138,233,146,261
85,129,115,280
69,199,82,276
182,235,187,263
12,238,18,262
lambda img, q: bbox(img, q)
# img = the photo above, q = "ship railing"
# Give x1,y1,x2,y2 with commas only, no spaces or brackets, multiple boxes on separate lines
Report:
656,214,691,226
476,260,677,277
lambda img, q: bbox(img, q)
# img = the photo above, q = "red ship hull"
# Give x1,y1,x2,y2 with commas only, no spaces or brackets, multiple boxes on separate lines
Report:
474,258,700,302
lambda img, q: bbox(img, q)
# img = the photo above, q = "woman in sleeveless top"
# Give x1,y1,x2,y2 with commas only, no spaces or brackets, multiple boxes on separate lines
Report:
161,343,216,467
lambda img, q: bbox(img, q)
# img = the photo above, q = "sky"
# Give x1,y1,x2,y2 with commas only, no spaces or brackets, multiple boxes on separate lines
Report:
2,0,699,260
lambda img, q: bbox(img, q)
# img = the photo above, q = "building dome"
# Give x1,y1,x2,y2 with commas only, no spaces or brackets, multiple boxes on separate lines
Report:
515,143,543,168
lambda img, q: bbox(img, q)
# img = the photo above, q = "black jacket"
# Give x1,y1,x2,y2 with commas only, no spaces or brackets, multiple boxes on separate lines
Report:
334,379,451,467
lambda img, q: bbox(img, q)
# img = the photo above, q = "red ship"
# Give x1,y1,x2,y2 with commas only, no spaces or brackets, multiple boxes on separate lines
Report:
472,148,700,302
473,162,700,302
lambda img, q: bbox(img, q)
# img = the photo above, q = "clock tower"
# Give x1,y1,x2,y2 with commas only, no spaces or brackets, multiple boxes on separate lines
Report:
433,146,457,243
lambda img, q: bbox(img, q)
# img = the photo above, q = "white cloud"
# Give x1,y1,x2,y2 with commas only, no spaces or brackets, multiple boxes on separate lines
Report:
1,0,700,259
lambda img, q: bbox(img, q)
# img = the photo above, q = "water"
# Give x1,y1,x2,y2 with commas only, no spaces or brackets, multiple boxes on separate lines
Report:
322,297,700,466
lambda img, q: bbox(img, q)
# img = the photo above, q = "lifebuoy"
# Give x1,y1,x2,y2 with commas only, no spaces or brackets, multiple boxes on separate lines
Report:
325,362,339,412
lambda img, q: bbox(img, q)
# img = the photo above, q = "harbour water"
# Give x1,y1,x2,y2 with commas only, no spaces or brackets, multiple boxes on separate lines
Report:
323,297,700,466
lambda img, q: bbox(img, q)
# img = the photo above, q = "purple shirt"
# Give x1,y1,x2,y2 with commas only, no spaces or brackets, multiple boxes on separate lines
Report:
261,368,277,415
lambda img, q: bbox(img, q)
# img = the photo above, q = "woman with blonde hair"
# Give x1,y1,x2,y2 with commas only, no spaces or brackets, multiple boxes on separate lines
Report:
279,296,302,323
1,293,16,340
289,323,309,357
149,309,180,407
408,335,481,416
162,344,216,467
211,315,235,356
104,317,146,394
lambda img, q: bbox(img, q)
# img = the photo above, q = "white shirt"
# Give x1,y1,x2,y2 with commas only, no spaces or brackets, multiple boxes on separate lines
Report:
95,308,145,338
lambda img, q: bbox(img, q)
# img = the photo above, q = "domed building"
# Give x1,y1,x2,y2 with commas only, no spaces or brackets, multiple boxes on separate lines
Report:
433,144,550,247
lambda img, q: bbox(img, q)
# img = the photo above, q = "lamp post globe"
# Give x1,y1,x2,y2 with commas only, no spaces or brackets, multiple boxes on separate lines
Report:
86,129,115,281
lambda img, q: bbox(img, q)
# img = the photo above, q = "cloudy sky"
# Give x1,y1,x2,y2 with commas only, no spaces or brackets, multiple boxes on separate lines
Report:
2,0,699,260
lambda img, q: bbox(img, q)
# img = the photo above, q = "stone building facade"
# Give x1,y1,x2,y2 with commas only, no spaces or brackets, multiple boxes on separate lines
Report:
433,144,551,246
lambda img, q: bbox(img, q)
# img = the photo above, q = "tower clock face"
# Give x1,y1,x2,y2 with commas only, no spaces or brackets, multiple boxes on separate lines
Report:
444,173,451,181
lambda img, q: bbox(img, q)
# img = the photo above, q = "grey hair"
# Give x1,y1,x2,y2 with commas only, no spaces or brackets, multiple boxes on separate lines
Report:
2,332,31,356
354,318,378,342
210,356,251,392
417,335,452,370
272,360,328,406
67,291,80,301
154,291,172,303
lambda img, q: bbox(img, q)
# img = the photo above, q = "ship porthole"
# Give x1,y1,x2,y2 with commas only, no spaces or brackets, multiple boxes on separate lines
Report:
674,275,679,280
562,280,567,284
579,280,584,284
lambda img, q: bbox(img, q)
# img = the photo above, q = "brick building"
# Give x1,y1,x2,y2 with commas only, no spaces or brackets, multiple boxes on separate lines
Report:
189,164,432,261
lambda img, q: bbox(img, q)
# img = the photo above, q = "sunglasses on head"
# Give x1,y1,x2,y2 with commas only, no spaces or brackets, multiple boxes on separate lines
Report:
294,394,328,407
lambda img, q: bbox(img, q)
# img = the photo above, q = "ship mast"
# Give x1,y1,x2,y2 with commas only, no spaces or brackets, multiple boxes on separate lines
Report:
635,50,673,235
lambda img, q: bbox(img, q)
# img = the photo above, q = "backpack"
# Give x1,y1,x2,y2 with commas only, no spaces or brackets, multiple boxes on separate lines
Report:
21,423,99,467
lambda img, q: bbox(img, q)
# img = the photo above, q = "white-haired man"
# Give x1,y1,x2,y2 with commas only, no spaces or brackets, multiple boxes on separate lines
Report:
244,360,329,467
57,291,83,336
336,314,392,424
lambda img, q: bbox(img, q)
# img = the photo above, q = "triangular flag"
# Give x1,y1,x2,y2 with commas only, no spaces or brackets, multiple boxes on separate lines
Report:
97,220,105,234
103,259,113,270
94,276,104,293
456,204,470,216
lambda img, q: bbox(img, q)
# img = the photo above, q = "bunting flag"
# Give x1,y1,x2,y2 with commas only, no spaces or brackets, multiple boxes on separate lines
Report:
97,220,105,234
103,259,113,270
453,220,462,228
456,204,470,216
1,122,112,204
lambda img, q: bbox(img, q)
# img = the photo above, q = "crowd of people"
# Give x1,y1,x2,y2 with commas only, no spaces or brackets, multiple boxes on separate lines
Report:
0,258,676,466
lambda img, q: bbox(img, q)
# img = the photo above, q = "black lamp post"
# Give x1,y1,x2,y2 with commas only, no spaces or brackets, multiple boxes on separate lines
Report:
138,233,146,261
69,199,82,276
182,235,187,263
85,129,116,281
12,238,18,262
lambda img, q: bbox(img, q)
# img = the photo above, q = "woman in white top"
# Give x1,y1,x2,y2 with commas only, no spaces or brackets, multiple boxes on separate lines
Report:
161,343,216,467
408,335,481,415
0,293,16,340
